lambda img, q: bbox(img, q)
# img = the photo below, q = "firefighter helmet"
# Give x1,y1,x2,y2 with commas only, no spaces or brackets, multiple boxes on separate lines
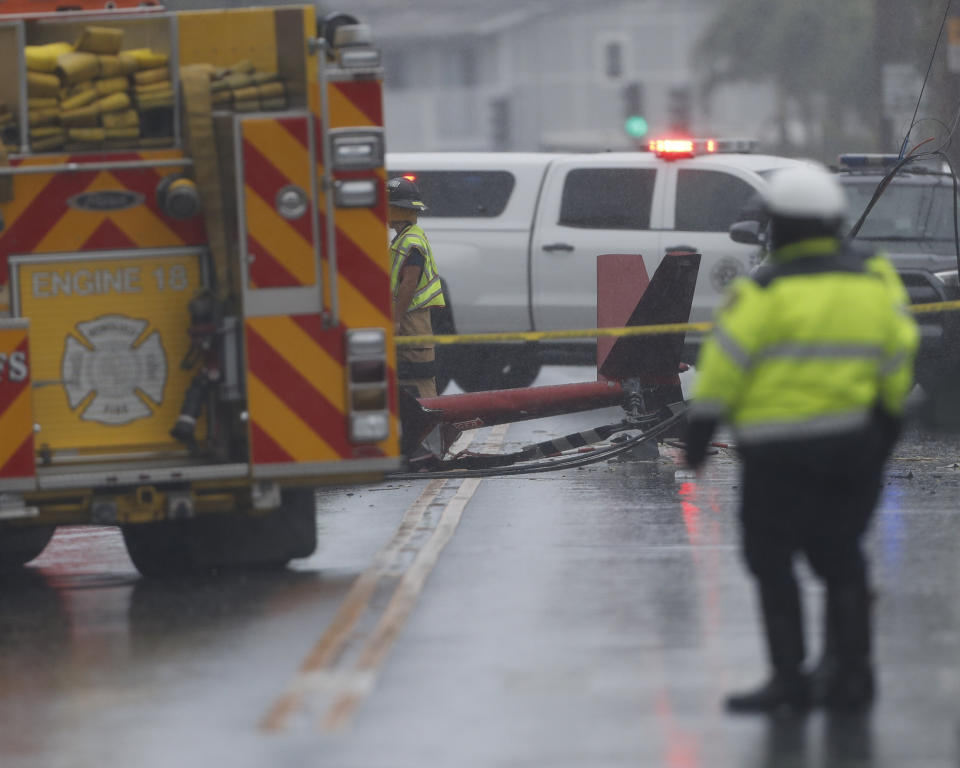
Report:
387,176,428,212
764,164,847,221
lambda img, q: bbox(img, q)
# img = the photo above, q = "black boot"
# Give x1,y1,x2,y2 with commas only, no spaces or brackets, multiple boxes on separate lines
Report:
728,580,810,715
819,582,876,712
726,674,811,715
809,590,840,705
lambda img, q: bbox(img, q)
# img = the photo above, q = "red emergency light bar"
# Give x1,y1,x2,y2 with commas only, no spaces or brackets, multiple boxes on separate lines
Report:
648,137,756,159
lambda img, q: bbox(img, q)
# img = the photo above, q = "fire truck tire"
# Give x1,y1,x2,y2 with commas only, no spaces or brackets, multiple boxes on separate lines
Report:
453,345,541,392
0,524,56,572
122,492,318,578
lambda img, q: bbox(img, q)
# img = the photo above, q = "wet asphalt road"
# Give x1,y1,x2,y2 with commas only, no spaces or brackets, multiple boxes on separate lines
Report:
2,367,960,767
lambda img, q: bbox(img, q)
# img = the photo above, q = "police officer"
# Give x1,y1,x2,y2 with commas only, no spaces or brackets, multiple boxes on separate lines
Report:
684,164,918,715
388,176,445,399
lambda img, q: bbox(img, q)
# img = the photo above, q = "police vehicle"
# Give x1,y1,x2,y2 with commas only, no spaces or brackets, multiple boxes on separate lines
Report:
834,153,960,390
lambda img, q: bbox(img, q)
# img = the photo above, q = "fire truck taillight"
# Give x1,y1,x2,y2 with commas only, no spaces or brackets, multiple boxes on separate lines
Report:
330,130,384,171
334,179,378,208
346,329,390,443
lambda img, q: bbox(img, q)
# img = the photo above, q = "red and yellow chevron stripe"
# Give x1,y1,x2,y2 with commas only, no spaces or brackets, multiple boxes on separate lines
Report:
320,77,393,338
0,152,206,285
0,323,34,486
245,314,399,465
241,115,318,289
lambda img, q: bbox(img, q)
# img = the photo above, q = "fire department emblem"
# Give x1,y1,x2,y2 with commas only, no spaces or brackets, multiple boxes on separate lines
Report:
711,257,745,291
61,315,168,426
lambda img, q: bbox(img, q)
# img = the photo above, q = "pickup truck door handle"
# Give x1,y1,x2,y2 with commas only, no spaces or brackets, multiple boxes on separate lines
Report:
542,242,574,252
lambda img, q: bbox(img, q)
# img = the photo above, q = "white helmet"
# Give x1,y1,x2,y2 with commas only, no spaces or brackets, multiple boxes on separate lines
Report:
764,163,847,220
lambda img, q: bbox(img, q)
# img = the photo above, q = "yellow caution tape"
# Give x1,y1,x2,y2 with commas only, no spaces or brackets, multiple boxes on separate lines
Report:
395,299,960,346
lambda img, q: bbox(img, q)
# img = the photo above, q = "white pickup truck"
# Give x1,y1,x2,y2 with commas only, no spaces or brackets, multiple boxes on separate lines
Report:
388,143,806,391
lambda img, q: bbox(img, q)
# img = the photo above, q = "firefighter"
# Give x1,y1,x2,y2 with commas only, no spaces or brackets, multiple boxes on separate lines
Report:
684,163,918,715
388,176,445,399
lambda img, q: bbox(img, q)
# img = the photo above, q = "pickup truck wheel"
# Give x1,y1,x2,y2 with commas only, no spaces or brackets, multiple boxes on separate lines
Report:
0,524,55,572
454,346,541,392
431,283,456,394
122,491,318,578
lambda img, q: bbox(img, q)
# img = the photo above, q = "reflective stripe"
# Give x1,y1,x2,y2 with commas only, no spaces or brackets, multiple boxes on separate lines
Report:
389,223,445,312
736,410,871,443
713,326,751,368
690,399,726,419
413,277,442,305
756,343,885,362
880,350,908,376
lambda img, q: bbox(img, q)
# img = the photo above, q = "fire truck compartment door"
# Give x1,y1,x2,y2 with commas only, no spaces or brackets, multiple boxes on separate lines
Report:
236,112,323,318
10,248,206,459
0,319,35,491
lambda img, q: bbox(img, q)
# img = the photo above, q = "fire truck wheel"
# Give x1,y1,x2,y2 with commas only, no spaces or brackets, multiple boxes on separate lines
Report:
453,345,541,392
0,524,56,572
121,521,200,578
122,492,318,578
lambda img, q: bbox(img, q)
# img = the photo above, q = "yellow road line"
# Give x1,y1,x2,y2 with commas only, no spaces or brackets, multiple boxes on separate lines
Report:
260,478,447,732
396,300,960,345
321,423,510,732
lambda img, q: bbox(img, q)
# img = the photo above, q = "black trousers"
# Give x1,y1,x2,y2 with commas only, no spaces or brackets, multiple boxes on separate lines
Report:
738,424,886,680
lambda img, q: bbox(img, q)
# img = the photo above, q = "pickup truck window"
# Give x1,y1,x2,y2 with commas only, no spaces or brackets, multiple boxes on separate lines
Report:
675,170,757,232
387,171,515,217
559,168,655,229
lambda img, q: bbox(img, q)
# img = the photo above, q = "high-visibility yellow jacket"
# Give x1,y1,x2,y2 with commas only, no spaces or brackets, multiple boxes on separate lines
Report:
389,223,445,311
691,237,918,443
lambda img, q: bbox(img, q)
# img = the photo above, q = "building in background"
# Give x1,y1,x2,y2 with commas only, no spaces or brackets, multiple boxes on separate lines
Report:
347,0,777,152
162,0,778,153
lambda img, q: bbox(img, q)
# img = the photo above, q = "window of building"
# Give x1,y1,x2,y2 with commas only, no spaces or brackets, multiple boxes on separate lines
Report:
559,168,656,229
675,170,758,232
605,42,623,79
386,171,516,217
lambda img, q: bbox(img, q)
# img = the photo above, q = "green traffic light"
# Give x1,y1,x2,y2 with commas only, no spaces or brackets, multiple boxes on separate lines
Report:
624,115,648,138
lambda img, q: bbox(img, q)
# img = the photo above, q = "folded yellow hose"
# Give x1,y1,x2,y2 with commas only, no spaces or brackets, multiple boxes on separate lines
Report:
124,49,169,70
57,52,100,85
139,137,171,148
261,97,287,111
68,127,106,143
101,109,139,129
233,99,260,113
250,71,280,86
105,127,140,140
95,77,129,95
134,68,169,86
69,81,96,96
97,55,123,78
232,86,258,102
134,80,171,94
61,89,98,111
28,108,60,127
211,90,232,106
27,71,60,98
25,42,74,73
31,126,65,139
28,97,59,110
137,92,174,109
60,104,100,126
76,27,124,55
32,134,66,151
256,82,285,100
95,91,131,113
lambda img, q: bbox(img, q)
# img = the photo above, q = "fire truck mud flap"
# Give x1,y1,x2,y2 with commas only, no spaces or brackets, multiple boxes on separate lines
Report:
121,489,317,578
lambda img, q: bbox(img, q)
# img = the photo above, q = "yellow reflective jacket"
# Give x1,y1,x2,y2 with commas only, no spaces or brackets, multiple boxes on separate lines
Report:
389,223,445,311
691,237,918,443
